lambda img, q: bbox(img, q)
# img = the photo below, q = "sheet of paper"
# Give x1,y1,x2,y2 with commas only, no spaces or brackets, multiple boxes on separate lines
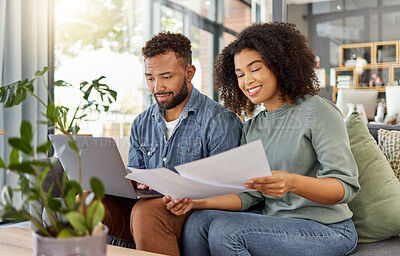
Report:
175,140,271,187
125,139,271,200
125,168,251,200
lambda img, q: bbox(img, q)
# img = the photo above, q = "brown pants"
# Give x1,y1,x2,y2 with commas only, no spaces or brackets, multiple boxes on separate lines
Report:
102,195,191,256
102,195,137,241
131,198,192,256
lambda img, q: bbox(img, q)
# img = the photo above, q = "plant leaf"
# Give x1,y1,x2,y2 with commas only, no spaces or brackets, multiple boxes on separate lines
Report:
31,160,52,167
1,186,13,205
65,189,78,210
76,114,88,120
8,161,35,175
65,180,83,194
67,140,78,153
4,88,16,107
0,87,7,102
0,205,26,221
90,177,105,199
18,175,31,195
34,67,49,77
20,120,33,144
9,148,20,165
8,138,33,155
25,79,34,93
46,103,56,122
79,81,89,90
57,228,79,238
0,157,6,168
86,200,105,231
48,197,62,212
36,141,53,154
64,180,82,210
12,87,26,105
65,211,87,234
54,80,72,87
39,166,50,183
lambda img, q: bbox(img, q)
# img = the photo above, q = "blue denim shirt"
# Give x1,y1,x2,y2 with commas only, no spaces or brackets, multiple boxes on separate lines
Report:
128,87,243,173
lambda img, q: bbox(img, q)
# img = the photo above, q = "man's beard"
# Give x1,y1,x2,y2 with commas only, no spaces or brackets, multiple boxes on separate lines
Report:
155,78,189,110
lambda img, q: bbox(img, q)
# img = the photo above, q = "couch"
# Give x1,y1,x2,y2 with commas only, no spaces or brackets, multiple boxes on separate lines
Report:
351,123,400,255
31,121,400,255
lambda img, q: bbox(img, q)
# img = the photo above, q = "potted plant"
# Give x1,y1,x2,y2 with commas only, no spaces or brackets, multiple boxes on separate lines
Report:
0,67,117,255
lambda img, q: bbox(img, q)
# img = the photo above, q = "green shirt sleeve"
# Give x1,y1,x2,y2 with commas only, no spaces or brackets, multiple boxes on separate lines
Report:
309,97,360,203
236,191,265,211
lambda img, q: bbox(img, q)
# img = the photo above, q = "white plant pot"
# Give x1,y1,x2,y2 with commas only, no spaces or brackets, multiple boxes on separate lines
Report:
32,225,108,256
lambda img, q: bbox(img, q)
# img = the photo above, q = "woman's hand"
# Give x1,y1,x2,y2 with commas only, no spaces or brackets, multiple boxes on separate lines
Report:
245,171,344,204
244,170,294,198
163,195,194,216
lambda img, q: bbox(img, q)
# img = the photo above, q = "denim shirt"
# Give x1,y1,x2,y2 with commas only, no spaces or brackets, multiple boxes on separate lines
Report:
128,87,243,173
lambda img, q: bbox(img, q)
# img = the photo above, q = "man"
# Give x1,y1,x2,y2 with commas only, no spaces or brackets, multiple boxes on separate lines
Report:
127,32,242,255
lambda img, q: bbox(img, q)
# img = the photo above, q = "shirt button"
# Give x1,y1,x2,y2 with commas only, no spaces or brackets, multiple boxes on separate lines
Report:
163,157,167,162
147,152,151,156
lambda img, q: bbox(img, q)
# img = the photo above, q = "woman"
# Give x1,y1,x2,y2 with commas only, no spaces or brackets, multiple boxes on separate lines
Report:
164,22,360,256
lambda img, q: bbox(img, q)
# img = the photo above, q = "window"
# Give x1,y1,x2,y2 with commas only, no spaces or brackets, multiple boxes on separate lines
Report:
54,0,252,138
54,0,145,138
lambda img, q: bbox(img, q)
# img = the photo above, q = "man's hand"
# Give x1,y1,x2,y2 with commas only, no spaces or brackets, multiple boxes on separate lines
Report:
131,180,153,190
137,183,149,190
163,195,193,216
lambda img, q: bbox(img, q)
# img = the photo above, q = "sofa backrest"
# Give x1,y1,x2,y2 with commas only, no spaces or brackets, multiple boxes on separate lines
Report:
114,136,130,167
366,124,400,143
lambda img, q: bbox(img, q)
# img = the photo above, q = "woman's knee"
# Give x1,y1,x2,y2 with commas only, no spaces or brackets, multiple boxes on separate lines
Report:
184,210,224,235
208,215,239,243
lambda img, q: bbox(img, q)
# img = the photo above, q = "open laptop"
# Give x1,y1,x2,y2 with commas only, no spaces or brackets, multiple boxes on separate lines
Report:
49,134,162,199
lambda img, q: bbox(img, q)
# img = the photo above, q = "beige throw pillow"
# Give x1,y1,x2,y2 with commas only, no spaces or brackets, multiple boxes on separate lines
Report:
378,129,400,181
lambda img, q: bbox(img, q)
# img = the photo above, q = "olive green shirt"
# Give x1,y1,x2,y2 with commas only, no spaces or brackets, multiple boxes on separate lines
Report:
237,95,360,224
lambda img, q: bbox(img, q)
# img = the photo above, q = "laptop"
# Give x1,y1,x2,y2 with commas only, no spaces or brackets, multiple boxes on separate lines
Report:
49,134,162,199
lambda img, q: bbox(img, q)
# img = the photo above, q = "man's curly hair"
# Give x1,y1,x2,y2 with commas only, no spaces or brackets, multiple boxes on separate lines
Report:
215,22,319,115
142,32,192,66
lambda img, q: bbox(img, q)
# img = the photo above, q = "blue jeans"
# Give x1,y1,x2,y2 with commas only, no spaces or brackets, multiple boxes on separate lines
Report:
182,210,357,256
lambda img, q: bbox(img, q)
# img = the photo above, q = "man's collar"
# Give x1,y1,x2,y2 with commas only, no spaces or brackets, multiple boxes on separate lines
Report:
181,86,201,118
151,86,201,121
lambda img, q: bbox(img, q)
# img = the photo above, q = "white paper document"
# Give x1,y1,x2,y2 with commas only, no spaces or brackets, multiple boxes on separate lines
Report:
125,140,271,200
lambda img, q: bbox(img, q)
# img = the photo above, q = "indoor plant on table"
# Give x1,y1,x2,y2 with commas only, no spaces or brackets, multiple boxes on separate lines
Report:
0,67,117,255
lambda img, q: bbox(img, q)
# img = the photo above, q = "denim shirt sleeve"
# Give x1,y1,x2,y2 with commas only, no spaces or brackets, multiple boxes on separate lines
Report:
127,123,145,172
206,111,243,156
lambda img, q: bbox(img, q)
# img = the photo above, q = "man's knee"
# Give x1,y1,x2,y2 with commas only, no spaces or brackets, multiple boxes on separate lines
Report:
132,198,168,218
131,198,169,232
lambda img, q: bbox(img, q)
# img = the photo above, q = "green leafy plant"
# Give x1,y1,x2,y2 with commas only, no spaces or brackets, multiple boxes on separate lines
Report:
0,67,117,134
0,67,117,237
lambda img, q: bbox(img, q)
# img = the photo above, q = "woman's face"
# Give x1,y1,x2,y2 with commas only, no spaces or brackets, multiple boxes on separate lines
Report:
234,49,285,112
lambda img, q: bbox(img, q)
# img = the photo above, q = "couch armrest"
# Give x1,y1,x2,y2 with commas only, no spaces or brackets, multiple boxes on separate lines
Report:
29,157,67,228
40,157,66,197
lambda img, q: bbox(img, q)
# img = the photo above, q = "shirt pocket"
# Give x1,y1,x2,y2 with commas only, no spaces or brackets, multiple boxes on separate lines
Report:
139,143,158,157
177,137,201,157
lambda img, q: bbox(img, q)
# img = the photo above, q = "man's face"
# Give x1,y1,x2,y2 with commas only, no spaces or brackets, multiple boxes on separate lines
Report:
144,52,192,111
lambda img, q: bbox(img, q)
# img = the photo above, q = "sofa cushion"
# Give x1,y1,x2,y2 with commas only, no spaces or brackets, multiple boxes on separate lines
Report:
378,129,400,181
114,136,130,167
353,237,400,255
346,112,400,243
